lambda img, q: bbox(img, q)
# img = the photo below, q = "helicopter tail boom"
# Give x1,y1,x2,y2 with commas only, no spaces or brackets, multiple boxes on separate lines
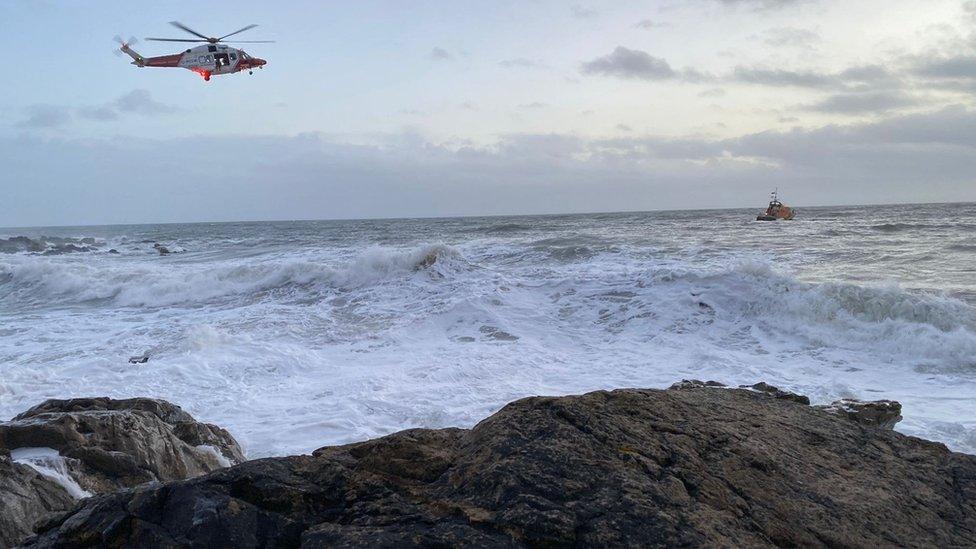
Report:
119,43,146,67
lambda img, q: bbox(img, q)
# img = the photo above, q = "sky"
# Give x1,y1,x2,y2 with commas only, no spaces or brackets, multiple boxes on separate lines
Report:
2,0,976,227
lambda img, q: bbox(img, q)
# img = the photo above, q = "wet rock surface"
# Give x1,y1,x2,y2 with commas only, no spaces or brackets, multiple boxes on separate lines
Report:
21,386,976,548
0,457,75,548
0,397,244,547
815,398,904,430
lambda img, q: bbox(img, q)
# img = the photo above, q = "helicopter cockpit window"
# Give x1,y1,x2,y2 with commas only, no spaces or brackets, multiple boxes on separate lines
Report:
230,53,237,60
208,45,217,53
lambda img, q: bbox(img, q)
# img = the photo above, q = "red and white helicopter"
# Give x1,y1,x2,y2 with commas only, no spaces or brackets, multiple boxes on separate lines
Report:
116,21,271,81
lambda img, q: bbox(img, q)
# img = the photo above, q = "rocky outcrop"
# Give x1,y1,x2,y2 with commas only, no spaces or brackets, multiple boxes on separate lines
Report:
815,398,903,430
0,457,75,548
0,397,243,547
22,386,976,548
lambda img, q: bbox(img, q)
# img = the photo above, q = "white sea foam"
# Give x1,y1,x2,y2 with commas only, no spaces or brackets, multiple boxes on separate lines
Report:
2,208,975,457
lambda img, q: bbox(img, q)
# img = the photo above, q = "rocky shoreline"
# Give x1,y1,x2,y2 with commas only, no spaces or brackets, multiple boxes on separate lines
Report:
1,381,973,547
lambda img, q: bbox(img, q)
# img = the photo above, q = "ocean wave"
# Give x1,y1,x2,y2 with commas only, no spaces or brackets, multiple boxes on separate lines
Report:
947,243,976,252
0,236,103,255
0,244,466,308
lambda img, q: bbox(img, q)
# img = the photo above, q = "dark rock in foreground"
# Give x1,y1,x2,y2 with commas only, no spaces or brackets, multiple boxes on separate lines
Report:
0,457,74,548
23,386,976,548
0,397,243,547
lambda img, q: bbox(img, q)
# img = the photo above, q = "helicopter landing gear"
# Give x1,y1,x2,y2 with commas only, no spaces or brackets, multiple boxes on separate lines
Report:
249,70,253,75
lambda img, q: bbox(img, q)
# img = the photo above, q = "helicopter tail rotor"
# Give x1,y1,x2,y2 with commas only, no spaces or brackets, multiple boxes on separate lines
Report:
114,35,145,66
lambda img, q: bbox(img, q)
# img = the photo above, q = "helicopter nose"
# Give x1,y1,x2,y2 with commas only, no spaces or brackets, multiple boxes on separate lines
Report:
253,58,267,67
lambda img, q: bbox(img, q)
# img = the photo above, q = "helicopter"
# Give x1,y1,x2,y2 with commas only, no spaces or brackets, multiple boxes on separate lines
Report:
116,21,272,81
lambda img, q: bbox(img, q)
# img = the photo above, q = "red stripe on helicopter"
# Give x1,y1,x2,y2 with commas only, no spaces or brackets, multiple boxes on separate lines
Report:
143,54,183,67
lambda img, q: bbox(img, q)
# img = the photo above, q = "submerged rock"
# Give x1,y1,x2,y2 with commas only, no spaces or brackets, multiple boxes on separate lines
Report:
23,386,976,548
0,397,244,546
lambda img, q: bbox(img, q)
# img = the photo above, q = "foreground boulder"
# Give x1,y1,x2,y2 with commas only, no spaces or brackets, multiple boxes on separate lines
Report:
23,386,976,548
0,397,243,546
0,457,75,548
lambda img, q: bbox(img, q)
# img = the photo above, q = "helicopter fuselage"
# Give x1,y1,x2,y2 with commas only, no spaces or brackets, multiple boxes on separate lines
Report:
124,43,266,81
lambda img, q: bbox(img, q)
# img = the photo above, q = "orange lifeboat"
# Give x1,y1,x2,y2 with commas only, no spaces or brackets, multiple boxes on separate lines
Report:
756,190,796,221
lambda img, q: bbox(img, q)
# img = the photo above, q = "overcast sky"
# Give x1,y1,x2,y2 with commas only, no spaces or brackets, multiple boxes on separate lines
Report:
2,0,976,227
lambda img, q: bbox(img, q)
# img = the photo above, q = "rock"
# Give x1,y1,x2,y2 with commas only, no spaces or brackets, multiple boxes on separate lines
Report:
815,398,903,430
127,353,149,364
668,379,727,390
0,456,75,548
107,249,119,254
0,397,245,546
153,243,170,255
24,386,976,548
739,381,811,405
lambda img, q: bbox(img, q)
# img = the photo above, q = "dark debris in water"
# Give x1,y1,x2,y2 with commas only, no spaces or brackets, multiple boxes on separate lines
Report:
479,326,519,341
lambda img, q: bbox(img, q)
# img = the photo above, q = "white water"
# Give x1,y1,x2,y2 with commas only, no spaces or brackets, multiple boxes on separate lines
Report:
2,204,975,457
10,447,92,499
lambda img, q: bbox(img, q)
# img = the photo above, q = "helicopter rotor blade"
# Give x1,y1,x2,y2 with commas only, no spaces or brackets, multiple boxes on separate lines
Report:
145,38,207,43
113,35,138,55
222,40,276,43
168,21,212,41
217,24,258,41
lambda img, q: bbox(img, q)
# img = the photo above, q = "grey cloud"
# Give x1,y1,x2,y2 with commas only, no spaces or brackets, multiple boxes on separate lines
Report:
732,66,837,88
429,47,454,61
616,124,634,132
499,58,545,69
715,0,811,10
114,89,177,115
911,55,976,79
762,27,821,49
804,91,920,114
18,90,176,129
3,107,976,226
517,102,548,110
635,19,671,29
16,105,72,129
78,106,120,121
581,47,676,80
698,87,726,97
571,5,598,19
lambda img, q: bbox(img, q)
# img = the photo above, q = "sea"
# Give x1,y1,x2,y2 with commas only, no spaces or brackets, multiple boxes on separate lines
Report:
2,202,975,457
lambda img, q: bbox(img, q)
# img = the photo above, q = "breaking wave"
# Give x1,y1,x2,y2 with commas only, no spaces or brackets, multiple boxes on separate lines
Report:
0,244,466,308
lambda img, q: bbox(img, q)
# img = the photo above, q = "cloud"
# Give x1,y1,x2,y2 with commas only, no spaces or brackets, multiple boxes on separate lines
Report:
15,105,72,129
77,106,120,121
571,5,598,19
581,47,676,80
803,91,921,114
911,55,976,80
761,27,821,49
113,89,177,115
732,66,837,88
429,47,454,61
517,102,548,110
499,58,545,69
635,19,670,30
3,106,976,226
616,123,634,132
715,0,811,10
698,87,726,97
16,90,176,129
